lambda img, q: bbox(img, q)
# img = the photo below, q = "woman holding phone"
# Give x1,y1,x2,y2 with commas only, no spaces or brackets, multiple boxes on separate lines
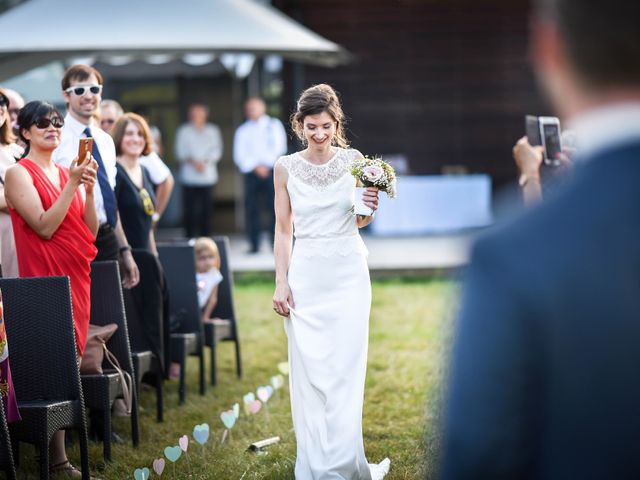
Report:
4,100,98,478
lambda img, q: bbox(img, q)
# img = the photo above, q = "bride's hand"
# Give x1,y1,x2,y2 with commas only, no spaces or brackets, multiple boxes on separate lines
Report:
362,187,379,213
273,283,295,317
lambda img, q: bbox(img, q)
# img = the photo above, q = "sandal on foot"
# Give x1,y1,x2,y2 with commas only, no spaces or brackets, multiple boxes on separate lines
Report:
49,460,82,479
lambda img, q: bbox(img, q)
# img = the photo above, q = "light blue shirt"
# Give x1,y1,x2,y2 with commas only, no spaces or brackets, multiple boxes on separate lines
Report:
233,115,287,173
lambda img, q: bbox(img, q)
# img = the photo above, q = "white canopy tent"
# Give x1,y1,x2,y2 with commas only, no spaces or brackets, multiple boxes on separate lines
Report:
0,0,350,82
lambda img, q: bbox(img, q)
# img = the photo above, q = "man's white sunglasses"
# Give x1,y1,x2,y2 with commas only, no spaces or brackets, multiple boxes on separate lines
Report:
64,84,103,96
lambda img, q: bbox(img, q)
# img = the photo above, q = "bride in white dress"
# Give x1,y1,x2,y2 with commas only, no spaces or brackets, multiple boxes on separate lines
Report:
272,84,390,480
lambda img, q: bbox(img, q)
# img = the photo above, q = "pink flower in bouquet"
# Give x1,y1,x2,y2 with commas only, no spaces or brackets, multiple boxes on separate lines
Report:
363,165,384,183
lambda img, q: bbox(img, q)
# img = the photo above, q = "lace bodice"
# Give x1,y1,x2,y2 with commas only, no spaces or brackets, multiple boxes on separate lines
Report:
276,148,368,257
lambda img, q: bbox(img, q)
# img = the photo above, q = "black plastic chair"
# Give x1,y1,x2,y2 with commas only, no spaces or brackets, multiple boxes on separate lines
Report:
204,236,242,385
0,276,90,480
0,399,16,480
122,250,166,422
84,261,139,462
157,244,206,404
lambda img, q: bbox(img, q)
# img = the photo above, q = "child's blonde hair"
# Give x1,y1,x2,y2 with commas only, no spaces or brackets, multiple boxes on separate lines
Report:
194,237,221,269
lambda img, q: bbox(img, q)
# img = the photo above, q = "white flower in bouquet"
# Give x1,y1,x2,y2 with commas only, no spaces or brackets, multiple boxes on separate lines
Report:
351,156,397,199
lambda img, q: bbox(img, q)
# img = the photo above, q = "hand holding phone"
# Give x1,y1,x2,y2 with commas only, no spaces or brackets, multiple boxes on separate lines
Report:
78,137,93,165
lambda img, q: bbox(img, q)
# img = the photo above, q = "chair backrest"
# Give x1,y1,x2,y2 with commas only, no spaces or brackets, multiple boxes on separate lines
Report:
210,236,237,324
157,244,203,337
89,261,135,376
0,277,82,402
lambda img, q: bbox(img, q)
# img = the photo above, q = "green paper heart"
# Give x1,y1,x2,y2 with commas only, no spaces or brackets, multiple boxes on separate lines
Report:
164,445,182,463
134,467,150,480
221,410,236,429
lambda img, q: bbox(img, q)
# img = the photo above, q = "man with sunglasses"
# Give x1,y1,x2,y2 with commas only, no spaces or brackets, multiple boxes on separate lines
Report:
52,64,140,289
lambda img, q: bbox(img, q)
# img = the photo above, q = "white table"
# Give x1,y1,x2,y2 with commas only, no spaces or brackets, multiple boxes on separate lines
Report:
369,175,493,235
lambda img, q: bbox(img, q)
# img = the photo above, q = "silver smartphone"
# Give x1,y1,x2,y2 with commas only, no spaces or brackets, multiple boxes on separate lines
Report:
538,116,562,166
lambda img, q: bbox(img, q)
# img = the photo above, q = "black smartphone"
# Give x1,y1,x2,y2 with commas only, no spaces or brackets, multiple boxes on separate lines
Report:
525,115,542,146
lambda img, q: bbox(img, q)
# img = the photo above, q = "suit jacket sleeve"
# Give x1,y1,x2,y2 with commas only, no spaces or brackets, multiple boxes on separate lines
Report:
441,238,541,480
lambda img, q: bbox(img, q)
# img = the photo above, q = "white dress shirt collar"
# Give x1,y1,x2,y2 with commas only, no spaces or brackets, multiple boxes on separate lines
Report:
64,112,94,138
568,102,640,161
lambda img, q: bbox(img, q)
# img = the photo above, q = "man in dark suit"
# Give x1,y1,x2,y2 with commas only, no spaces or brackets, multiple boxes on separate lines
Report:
441,0,640,478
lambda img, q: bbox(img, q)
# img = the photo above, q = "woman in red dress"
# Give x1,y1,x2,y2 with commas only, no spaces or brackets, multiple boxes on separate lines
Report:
4,101,98,478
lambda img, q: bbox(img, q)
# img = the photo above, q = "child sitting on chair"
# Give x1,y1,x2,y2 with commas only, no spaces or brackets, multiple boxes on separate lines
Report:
194,237,223,323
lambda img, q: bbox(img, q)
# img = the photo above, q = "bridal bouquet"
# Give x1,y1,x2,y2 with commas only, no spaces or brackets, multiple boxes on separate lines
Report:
351,156,397,215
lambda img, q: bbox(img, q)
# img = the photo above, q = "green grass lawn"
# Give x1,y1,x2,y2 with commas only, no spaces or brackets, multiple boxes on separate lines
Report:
26,277,454,479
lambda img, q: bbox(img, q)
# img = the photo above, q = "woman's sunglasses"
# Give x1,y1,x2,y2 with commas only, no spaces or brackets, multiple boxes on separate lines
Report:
34,116,64,129
64,85,103,97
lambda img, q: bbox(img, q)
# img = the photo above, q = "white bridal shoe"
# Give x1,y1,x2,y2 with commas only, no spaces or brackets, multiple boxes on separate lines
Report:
369,457,391,480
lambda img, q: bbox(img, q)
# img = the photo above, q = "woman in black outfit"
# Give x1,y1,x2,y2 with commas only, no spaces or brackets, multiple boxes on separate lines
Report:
111,113,157,254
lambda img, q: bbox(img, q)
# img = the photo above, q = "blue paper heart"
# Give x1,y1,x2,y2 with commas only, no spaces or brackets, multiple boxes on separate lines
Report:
164,445,182,463
193,423,210,445
134,467,150,480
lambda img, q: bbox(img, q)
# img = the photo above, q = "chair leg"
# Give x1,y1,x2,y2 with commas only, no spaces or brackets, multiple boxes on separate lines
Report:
210,341,217,386
78,417,90,480
199,346,206,396
39,433,50,480
102,404,112,462
131,390,140,447
235,338,242,379
156,376,164,422
178,347,187,405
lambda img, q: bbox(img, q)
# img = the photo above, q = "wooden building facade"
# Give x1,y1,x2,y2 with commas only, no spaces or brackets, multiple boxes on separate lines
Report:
274,0,551,189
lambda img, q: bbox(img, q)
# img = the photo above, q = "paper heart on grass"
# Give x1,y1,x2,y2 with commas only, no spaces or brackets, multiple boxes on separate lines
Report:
257,386,271,403
232,403,240,419
152,458,165,475
248,399,262,414
193,423,210,445
134,467,150,480
164,445,182,463
179,434,189,452
277,362,290,375
271,375,284,389
243,392,255,404
220,410,236,429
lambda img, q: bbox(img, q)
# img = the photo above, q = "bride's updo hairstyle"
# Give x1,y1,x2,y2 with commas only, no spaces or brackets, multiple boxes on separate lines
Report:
291,84,349,148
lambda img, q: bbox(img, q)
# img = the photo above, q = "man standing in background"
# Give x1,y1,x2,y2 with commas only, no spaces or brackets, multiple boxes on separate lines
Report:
175,103,223,238
233,97,287,253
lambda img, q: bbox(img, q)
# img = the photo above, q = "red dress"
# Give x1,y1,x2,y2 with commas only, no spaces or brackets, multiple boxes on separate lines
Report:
9,159,97,356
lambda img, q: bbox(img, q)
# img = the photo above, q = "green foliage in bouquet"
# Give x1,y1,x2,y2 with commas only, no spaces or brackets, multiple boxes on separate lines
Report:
351,156,398,198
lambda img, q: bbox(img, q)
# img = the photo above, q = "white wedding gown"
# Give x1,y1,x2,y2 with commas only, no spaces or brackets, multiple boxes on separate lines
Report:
278,148,390,480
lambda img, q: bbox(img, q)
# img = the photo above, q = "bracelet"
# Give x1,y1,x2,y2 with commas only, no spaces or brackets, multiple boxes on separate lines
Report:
119,245,132,255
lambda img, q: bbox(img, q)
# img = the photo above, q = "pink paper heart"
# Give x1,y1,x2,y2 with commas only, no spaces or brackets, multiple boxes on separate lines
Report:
249,399,262,414
153,458,165,475
179,434,189,452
